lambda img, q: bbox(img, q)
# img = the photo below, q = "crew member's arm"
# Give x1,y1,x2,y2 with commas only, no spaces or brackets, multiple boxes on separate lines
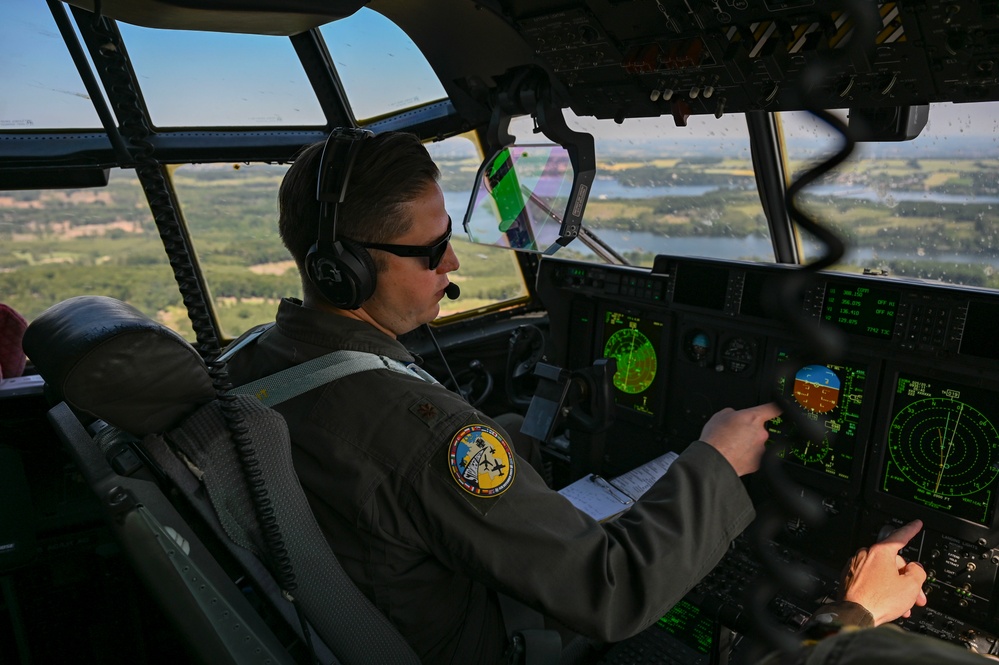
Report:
416,402,779,642
761,522,999,664
804,520,927,633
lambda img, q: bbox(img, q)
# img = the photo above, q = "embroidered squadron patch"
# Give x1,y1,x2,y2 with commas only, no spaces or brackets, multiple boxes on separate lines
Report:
447,424,516,497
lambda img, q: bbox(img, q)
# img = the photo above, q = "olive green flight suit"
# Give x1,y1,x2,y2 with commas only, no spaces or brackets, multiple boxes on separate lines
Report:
227,298,756,664
761,601,994,665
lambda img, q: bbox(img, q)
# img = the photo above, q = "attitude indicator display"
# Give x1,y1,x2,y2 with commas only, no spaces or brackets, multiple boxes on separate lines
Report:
600,309,665,418
880,373,999,527
767,350,869,482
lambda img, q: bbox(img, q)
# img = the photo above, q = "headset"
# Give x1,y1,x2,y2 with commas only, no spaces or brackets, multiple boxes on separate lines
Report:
305,127,461,309
306,127,377,310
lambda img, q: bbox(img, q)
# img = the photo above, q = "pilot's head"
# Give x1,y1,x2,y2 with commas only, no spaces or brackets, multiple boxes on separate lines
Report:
279,131,459,336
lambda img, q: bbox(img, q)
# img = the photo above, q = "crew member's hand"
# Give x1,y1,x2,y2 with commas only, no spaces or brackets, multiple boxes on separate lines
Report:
842,520,928,626
699,403,782,476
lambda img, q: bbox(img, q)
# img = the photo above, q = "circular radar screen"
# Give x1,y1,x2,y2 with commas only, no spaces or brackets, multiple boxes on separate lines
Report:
793,365,841,414
889,398,999,498
604,327,657,394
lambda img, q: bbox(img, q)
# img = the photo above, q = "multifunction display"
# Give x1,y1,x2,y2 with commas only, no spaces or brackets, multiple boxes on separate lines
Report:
822,283,898,340
880,372,999,527
767,349,869,482
599,309,666,418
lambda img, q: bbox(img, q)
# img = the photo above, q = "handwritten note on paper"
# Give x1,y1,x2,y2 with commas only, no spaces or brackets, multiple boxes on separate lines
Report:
558,475,634,522
558,451,679,521
609,451,679,498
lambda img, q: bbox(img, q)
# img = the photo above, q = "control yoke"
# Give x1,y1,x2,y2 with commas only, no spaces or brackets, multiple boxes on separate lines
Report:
521,359,616,481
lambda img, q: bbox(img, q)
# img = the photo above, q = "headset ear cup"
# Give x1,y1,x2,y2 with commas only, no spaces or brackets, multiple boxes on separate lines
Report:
306,240,377,309
340,238,377,305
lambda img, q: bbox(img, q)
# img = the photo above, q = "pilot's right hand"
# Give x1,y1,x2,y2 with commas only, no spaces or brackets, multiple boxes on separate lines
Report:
842,520,928,626
698,403,781,476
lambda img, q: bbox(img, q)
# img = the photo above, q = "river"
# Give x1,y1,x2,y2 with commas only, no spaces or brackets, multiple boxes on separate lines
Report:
442,182,999,266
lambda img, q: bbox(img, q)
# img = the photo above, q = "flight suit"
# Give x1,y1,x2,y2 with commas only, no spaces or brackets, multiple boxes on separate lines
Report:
759,601,994,665
226,297,756,664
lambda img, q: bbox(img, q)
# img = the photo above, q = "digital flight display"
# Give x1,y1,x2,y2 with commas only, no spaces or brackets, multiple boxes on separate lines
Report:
821,283,899,340
599,309,666,418
766,349,869,482
652,599,713,655
879,372,999,527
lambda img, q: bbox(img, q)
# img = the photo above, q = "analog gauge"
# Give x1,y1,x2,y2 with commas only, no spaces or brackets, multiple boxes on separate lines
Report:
684,330,712,364
603,327,658,394
721,337,755,373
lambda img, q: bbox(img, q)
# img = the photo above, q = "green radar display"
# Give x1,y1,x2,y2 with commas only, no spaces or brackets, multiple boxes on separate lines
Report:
600,309,665,418
880,372,999,526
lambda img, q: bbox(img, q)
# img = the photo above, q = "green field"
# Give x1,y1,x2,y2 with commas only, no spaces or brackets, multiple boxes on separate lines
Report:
3,154,998,338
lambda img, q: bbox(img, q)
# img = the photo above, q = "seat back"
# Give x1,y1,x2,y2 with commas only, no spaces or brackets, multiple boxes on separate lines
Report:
23,296,419,665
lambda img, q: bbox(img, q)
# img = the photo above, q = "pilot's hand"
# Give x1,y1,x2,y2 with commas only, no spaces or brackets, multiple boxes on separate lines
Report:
698,403,781,476
842,519,928,626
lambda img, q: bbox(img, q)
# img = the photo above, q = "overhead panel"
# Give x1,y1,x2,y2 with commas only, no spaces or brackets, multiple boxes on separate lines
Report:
508,1,999,120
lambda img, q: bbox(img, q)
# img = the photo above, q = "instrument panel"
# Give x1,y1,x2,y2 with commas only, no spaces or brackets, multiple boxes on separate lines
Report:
539,253,999,649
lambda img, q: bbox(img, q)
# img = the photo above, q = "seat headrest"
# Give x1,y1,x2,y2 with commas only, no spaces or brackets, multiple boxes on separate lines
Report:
23,296,216,436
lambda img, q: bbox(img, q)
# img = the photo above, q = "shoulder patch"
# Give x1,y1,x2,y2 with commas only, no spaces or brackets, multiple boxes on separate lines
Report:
447,424,516,497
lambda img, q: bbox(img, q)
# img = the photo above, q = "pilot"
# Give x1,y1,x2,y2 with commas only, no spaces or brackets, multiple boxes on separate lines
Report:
225,128,780,664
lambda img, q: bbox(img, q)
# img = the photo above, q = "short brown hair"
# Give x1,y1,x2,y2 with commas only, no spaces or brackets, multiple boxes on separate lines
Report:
278,131,441,275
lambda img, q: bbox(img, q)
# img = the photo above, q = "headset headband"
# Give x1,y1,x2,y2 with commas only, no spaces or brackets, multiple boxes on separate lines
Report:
316,127,374,245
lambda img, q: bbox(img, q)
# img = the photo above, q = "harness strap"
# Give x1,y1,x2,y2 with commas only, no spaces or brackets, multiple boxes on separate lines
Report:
229,349,436,407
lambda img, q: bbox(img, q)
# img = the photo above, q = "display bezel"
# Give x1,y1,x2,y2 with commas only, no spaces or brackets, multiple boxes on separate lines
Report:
865,364,999,540
760,341,878,498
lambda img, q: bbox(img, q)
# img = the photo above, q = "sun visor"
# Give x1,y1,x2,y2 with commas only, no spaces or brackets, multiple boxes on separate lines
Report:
462,144,578,254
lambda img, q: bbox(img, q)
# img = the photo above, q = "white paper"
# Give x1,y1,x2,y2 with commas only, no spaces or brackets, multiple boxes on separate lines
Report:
558,451,679,521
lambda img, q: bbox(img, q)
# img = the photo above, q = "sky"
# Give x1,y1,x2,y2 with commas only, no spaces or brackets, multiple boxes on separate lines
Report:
2,0,997,146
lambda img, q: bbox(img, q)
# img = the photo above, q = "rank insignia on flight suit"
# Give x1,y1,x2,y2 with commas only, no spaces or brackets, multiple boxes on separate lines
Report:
447,424,516,498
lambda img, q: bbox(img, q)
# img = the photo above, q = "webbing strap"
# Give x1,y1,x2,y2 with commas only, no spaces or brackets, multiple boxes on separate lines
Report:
229,349,436,407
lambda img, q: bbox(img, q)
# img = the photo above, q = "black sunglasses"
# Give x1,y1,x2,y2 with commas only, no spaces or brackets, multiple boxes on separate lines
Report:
357,217,452,270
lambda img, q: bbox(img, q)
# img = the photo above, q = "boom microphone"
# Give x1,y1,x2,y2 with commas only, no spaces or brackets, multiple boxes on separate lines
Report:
445,283,460,300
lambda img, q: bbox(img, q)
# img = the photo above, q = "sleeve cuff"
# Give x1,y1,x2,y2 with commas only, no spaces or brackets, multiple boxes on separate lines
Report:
801,601,874,642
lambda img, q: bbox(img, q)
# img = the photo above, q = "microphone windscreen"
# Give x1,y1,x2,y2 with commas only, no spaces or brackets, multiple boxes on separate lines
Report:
445,283,460,300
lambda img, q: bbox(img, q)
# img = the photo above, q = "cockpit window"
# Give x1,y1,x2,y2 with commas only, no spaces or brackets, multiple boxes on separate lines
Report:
173,133,527,338
496,113,771,267
1,0,102,130
172,162,299,339
0,170,179,332
116,25,325,128
319,9,448,122
783,102,999,290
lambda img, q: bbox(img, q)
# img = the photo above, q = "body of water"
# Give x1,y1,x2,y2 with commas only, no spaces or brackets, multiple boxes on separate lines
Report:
446,181,999,213
444,183,999,267
589,229,999,267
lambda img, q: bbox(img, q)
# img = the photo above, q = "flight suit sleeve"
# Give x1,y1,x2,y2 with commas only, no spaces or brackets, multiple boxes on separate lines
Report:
410,407,755,643
756,624,992,665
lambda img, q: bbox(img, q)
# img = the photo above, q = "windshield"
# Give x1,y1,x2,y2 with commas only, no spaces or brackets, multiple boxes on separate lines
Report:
480,113,769,267
783,101,999,289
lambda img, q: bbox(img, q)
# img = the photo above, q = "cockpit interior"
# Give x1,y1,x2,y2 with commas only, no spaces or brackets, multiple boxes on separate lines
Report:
3,0,999,663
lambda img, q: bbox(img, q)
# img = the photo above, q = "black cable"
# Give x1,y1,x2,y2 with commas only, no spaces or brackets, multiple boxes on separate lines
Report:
747,0,879,657
423,324,462,395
